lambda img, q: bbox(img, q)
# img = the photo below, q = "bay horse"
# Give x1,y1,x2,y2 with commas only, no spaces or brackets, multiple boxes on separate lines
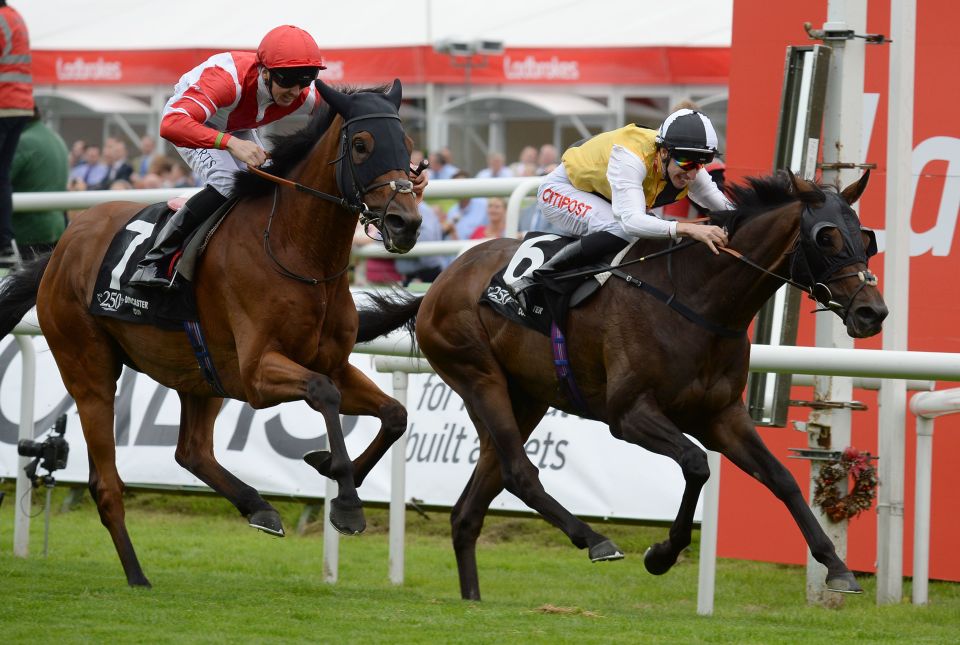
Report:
0,80,422,587
356,171,887,600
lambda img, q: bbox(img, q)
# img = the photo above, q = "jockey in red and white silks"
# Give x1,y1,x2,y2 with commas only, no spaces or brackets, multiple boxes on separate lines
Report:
160,25,325,196
128,25,327,288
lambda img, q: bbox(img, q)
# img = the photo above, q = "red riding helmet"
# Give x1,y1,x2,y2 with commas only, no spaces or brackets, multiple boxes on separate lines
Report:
257,25,326,70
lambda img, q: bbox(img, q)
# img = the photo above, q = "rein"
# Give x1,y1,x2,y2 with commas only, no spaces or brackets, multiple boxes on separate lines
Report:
553,215,876,335
261,186,351,286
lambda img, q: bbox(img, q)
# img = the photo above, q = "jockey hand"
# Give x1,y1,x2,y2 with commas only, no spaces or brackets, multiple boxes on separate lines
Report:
409,160,429,201
227,138,268,168
677,221,728,255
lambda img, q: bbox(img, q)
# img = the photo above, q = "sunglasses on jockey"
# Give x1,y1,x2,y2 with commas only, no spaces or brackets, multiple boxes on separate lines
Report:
270,66,321,89
669,147,716,172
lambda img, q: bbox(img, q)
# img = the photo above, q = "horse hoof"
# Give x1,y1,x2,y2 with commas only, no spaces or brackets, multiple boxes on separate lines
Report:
128,576,152,589
330,499,366,535
303,450,333,478
589,539,625,562
249,509,285,537
643,543,677,576
826,572,863,594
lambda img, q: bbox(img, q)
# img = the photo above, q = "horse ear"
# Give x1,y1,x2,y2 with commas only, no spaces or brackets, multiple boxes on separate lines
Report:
314,78,351,117
787,169,822,205
386,79,403,110
840,169,871,205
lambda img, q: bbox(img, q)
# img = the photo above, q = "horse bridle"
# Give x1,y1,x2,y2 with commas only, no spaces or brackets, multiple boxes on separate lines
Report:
247,111,414,285
719,244,878,324
718,197,879,324
330,112,414,238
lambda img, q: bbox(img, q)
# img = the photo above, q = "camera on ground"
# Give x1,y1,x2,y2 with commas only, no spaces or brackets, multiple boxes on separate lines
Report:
17,414,69,487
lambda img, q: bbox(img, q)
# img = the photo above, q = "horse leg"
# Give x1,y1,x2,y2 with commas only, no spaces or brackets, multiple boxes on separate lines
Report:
451,399,549,601
78,381,150,587
303,364,405,488
612,397,710,576
703,406,863,593
42,312,149,587
175,393,284,536
241,351,364,535
449,367,621,563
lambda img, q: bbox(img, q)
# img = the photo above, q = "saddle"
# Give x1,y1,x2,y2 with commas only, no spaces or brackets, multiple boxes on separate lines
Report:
480,232,633,336
89,199,235,329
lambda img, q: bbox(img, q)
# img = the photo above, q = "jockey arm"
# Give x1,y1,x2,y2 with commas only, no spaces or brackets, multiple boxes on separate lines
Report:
686,168,734,212
607,145,679,240
607,145,728,254
160,65,242,151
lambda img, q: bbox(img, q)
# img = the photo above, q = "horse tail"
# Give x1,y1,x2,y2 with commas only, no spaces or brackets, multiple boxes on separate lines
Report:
355,289,423,344
0,252,51,337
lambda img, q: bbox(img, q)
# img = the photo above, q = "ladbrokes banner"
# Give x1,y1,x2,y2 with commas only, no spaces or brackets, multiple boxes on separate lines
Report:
0,336,697,522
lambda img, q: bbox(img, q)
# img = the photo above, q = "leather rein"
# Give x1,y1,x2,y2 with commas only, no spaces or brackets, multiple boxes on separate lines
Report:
560,217,876,336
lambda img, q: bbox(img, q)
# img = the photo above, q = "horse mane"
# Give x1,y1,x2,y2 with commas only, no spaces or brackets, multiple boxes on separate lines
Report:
231,84,392,200
710,171,834,235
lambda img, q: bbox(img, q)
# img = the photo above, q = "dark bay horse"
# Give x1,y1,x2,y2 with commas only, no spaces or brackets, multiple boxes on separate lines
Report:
0,80,422,587
357,171,887,600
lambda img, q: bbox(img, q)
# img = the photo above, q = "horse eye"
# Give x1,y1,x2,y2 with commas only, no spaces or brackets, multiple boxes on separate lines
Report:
353,139,366,153
815,227,840,252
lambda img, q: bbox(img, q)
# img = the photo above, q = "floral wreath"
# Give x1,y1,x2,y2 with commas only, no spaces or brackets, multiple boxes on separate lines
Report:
812,447,878,522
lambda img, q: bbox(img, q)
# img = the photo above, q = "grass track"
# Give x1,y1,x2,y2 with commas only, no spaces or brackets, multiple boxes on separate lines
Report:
1,484,957,644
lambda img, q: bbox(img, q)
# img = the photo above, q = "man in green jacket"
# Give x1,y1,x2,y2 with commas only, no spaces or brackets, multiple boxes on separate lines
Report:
11,107,68,258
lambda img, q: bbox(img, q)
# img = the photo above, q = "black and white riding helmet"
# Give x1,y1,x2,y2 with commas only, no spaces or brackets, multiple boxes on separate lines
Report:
656,108,720,165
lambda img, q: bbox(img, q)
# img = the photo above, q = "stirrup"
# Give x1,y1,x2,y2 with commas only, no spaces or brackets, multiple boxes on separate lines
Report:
128,264,173,289
510,278,537,313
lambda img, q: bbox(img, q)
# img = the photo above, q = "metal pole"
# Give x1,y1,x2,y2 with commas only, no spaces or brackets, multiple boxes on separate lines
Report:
13,334,36,558
696,450,721,615
43,484,53,557
389,371,409,585
911,416,933,605
877,0,916,605
807,0,866,607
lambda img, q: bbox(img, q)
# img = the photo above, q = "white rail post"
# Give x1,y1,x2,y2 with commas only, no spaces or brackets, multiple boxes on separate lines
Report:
912,413,933,605
388,370,409,584
908,388,960,605
322,477,339,583
696,450,721,615
13,335,36,557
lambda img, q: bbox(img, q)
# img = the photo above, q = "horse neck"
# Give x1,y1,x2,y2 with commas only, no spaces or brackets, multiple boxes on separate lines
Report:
683,204,802,331
275,117,357,275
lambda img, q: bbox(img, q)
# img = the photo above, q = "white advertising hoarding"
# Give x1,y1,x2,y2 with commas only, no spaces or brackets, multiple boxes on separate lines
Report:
0,337,697,522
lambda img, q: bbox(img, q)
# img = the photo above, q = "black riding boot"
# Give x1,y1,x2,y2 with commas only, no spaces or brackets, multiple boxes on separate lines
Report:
511,231,630,312
128,186,228,288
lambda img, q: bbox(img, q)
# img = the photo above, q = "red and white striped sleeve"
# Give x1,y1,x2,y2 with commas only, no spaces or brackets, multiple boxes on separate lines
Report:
160,65,239,150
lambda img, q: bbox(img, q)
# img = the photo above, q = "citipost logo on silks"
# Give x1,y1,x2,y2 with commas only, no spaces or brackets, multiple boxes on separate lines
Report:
540,187,593,218
0,338,691,521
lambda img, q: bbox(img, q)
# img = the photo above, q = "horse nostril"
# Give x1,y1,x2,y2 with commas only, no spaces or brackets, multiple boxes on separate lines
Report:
855,304,888,327
384,213,407,234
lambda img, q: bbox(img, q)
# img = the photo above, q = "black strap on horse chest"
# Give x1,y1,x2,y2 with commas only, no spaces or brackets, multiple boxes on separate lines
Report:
608,269,746,338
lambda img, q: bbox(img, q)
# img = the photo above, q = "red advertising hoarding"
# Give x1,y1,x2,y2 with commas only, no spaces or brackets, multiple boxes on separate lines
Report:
722,0,960,581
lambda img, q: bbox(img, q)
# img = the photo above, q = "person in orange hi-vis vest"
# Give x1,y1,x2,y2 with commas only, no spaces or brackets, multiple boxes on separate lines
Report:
0,1,33,268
